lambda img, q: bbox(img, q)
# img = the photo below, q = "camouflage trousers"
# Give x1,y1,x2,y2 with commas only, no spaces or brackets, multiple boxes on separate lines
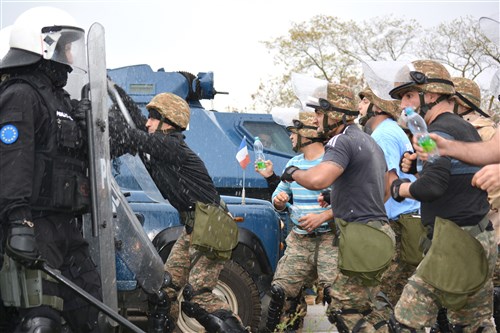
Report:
272,231,337,331
327,223,396,333
163,228,229,322
379,219,418,306
395,228,497,332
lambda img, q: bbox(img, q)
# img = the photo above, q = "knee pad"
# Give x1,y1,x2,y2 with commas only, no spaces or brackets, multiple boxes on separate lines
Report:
16,316,61,333
181,301,247,333
182,283,213,302
148,289,174,333
265,284,286,331
323,285,332,305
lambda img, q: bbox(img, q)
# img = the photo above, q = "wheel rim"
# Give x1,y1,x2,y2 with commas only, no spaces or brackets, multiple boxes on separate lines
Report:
177,280,239,332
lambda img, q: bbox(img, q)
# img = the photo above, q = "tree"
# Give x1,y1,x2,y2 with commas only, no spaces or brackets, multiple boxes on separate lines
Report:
252,14,422,112
419,16,500,118
252,14,499,120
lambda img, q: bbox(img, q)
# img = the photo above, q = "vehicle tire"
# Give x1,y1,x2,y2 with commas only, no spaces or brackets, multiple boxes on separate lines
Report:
176,260,261,332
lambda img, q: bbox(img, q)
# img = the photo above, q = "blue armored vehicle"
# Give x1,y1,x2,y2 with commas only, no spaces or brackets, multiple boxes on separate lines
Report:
107,64,296,200
104,64,297,332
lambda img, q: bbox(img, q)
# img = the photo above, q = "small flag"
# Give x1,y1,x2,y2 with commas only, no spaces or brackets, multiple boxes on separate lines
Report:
236,137,250,169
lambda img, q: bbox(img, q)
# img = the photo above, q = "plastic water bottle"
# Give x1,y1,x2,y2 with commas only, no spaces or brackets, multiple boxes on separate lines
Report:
404,107,439,164
254,136,266,171
286,202,303,225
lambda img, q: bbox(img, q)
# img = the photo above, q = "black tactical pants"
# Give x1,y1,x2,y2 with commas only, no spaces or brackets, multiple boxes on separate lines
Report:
13,213,102,333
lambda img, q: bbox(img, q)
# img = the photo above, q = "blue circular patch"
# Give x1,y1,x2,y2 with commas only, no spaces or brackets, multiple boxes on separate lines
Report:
0,124,19,145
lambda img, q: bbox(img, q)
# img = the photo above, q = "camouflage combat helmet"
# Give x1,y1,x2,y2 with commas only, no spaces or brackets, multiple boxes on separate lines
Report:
288,111,322,139
451,77,490,118
451,77,481,109
359,87,401,119
287,111,324,152
146,92,190,130
320,83,359,122
389,60,455,100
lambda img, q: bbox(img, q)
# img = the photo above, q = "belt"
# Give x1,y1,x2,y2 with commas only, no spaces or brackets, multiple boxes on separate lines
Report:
462,215,491,238
295,227,332,238
179,199,227,227
421,215,491,252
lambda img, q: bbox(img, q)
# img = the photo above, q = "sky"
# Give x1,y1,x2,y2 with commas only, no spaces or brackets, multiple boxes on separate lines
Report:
0,0,498,112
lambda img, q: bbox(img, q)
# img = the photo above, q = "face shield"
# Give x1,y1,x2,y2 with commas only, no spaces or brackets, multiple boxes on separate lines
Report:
290,72,328,111
271,106,301,129
361,60,410,101
479,16,500,47
41,25,87,73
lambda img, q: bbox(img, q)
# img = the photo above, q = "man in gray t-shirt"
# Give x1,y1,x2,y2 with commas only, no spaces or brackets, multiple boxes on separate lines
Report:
281,82,395,332
323,124,388,223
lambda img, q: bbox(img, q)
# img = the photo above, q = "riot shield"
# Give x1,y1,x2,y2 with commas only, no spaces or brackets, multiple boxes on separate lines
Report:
84,22,118,315
85,23,164,298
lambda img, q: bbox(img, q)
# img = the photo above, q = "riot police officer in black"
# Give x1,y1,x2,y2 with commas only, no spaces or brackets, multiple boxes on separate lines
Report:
0,7,102,333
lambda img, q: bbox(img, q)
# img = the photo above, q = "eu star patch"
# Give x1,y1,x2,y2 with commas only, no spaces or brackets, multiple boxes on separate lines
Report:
0,124,19,144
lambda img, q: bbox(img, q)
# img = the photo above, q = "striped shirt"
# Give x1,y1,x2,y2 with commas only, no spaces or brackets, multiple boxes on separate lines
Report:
272,154,333,234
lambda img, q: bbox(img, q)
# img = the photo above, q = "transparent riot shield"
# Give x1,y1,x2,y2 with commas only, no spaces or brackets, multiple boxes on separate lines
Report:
84,23,164,306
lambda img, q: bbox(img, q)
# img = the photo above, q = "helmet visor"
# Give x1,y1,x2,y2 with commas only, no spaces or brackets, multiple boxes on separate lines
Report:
41,26,86,72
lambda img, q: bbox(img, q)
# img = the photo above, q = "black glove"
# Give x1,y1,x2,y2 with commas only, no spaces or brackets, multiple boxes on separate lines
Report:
5,219,43,268
400,150,417,175
281,166,300,183
390,178,411,203
71,98,91,132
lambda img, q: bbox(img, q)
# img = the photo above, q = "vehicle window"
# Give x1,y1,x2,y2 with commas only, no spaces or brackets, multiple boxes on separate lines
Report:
243,121,295,155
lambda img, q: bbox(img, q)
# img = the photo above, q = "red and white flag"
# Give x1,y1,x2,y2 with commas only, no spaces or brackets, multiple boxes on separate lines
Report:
236,137,250,169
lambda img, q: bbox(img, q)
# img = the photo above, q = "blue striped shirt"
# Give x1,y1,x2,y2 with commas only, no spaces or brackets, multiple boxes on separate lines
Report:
272,154,333,234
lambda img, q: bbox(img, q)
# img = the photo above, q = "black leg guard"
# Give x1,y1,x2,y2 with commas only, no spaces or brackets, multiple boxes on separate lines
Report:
388,314,417,333
431,308,452,333
494,287,500,333
14,316,61,333
147,289,175,333
181,301,248,333
264,284,286,332
322,286,332,306
327,309,350,333
283,293,305,331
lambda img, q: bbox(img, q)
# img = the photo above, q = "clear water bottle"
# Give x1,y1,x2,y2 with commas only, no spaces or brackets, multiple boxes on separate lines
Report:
286,202,303,225
404,107,439,164
254,136,266,171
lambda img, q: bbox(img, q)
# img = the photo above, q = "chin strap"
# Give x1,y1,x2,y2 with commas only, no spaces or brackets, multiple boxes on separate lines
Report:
358,104,374,126
418,92,449,118
293,137,323,152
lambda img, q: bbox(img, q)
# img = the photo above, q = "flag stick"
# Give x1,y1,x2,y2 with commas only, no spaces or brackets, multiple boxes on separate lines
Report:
242,169,246,205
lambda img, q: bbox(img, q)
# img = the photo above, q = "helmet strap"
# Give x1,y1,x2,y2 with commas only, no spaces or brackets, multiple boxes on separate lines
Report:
324,116,344,136
293,136,323,152
418,92,448,118
358,104,374,126
155,118,165,133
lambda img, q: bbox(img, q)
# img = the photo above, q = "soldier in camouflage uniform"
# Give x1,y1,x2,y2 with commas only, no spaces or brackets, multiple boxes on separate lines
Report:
281,83,396,332
452,76,500,329
108,92,248,333
262,111,335,333
389,60,496,332
357,87,422,308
